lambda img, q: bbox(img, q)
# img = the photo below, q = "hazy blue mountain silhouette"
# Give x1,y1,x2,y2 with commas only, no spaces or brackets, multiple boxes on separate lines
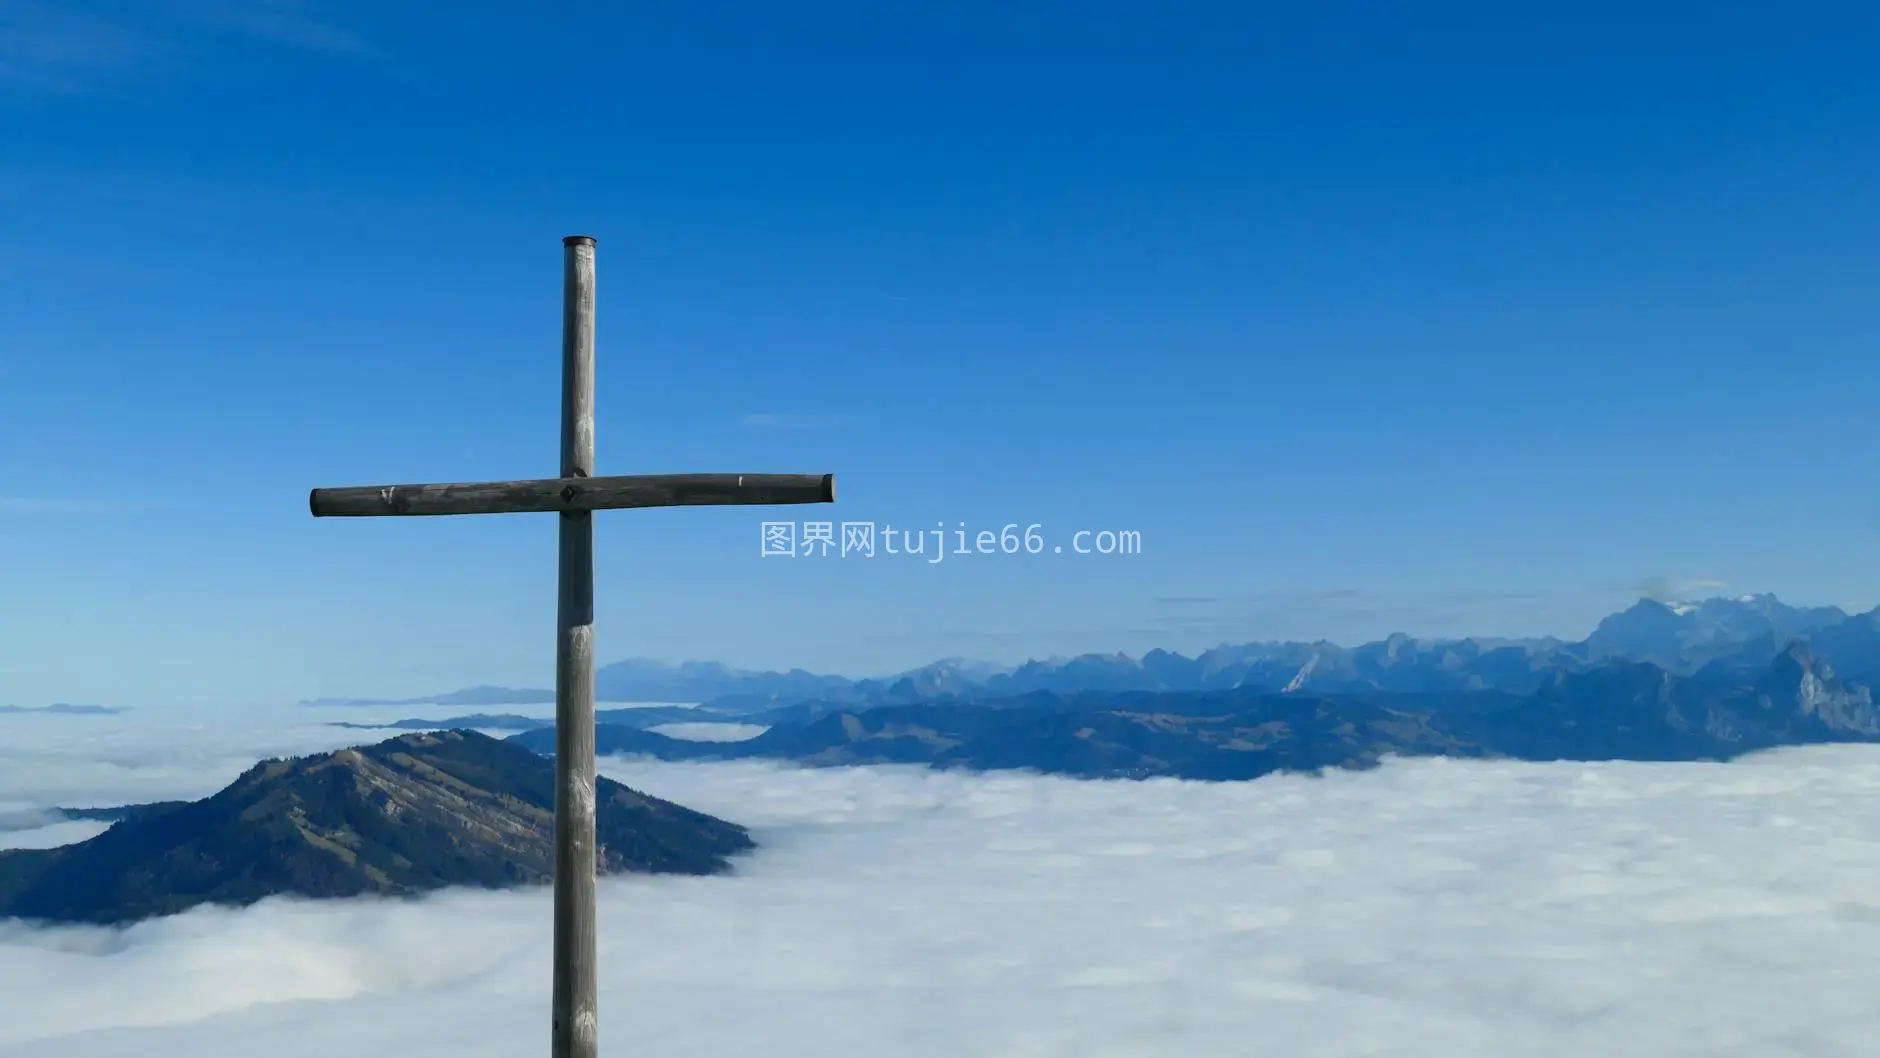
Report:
1583,595,1848,671
509,640,1880,781
318,593,1880,712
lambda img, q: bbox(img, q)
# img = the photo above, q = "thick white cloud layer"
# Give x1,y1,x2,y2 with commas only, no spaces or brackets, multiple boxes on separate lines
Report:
0,815,110,851
646,721,768,742
0,709,377,808
5,710,1880,1056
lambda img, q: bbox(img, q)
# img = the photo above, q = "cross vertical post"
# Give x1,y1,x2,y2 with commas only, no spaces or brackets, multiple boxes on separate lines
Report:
308,234,837,1058
554,234,599,1058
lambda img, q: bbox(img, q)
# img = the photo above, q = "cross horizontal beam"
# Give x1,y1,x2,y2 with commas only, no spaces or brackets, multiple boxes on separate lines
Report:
309,472,835,518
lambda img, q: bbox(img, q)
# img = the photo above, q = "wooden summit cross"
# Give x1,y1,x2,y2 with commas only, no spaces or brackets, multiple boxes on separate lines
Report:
309,235,835,1058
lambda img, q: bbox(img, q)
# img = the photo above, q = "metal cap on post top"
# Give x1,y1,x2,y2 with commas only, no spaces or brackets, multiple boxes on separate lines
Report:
562,235,597,246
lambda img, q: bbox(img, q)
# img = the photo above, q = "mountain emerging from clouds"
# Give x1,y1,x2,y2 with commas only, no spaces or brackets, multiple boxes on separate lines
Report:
24,594,1880,926
0,730,753,926
1583,593,1850,670
314,593,1880,708
512,693,1494,780
509,639,1880,780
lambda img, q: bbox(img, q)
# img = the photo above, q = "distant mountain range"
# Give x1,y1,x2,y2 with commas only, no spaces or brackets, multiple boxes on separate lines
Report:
0,703,127,715
0,730,752,925
507,639,1880,780
325,706,710,734
309,594,1880,708
22,594,1880,927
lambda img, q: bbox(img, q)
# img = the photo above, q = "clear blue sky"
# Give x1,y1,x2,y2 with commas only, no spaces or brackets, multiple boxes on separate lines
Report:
4,2,1879,707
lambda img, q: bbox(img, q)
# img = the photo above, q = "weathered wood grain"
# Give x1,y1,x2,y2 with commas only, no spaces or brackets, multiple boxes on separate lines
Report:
309,472,835,517
307,233,841,1058
552,234,599,1058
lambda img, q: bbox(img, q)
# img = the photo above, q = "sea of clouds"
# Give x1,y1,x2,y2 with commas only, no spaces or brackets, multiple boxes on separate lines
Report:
6,708,1880,1056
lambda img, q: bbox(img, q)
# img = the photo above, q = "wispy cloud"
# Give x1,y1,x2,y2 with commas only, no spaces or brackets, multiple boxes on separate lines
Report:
1150,586,1512,621
0,497,154,514
0,0,367,94
0,704,126,715
0,3,150,92
1135,586,1585,644
741,412,865,431
1633,576,1729,602
188,0,368,55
